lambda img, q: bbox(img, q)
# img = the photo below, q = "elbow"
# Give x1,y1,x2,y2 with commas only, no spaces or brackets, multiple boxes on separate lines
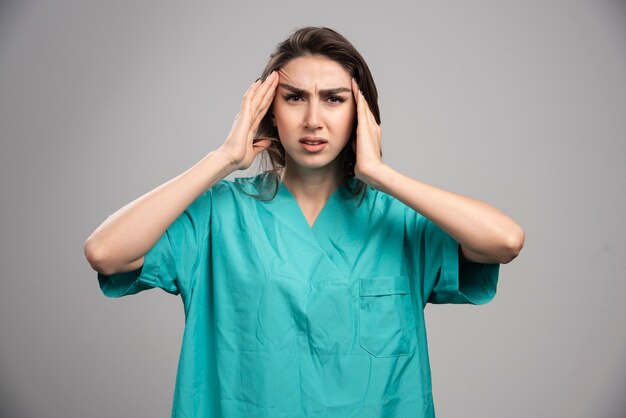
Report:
499,226,525,264
84,237,113,275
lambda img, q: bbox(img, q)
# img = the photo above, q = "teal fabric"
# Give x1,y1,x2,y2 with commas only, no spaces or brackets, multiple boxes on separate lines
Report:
98,171,500,418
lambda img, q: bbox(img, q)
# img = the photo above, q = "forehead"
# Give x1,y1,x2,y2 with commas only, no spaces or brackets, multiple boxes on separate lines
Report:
278,55,351,88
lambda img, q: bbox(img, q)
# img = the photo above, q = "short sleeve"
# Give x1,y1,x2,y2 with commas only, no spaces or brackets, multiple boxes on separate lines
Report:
404,206,499,306
97,189,212,298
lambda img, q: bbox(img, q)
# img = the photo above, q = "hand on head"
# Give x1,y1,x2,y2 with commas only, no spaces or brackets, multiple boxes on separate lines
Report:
218,72,279,171
350,77,384,182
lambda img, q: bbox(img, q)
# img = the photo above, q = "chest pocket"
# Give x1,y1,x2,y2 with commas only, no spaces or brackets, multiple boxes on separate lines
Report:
358,275,417,357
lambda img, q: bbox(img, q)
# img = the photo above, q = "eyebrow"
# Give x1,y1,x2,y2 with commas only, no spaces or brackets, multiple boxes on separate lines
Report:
278,82,351,97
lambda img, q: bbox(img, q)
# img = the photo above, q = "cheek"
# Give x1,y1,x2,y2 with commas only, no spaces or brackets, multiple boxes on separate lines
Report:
334,109,355,133
273,104,296,126
273,111,297,142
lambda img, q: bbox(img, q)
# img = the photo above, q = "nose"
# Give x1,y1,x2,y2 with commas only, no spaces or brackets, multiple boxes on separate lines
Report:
304,102,322,130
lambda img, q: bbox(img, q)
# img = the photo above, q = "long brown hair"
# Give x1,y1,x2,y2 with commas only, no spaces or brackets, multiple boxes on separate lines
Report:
240,26,381,206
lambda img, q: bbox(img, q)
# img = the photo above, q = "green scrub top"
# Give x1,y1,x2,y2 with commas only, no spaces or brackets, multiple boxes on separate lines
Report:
98,170,499,418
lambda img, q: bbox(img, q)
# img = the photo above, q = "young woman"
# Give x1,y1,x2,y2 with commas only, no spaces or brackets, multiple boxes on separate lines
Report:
85,26,524,418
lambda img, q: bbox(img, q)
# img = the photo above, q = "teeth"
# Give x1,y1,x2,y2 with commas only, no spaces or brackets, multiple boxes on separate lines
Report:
304,141,323,145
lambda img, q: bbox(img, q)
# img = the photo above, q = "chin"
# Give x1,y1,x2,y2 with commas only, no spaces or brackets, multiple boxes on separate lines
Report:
286,154,335,171
294,160,333,171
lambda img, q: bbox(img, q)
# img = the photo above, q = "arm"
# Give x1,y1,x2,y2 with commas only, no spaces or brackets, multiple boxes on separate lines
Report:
84,72,279,275
367,164,524,264
349,78,524,265
84,150,235,276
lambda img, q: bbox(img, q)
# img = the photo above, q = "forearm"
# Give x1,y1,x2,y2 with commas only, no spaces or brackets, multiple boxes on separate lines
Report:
368,164,525,264
84,149,236,275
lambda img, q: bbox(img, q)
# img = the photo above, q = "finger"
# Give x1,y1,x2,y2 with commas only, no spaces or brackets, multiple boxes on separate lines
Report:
351,78,360,109
241,79,262,113
251,71,277,113
244,78,262,97
351,78,366,118
242,78,261,104
364,95,378,126
351,78,365,131
357,87,378,129
257,72,279,114
355,83,369,126
252,138,274,159
252,76,279,129
242,74,274,125
251,99,273,132
252,136,278,144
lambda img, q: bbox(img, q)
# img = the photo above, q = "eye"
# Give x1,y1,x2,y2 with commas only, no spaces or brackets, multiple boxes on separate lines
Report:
327,96,346,103
284,94,302,102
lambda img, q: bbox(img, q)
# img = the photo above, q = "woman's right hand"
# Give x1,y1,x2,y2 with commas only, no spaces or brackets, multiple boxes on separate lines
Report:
85,72,279,276
218,71,279,171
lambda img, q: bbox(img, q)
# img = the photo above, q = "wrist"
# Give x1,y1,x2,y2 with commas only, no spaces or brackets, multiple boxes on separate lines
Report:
213,148,241,172
360,162,392,192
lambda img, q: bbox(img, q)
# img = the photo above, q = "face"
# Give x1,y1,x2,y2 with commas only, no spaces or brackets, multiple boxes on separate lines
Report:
272,55,356,175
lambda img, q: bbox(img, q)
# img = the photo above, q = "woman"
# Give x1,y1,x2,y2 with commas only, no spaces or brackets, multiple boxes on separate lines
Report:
85,27,524,418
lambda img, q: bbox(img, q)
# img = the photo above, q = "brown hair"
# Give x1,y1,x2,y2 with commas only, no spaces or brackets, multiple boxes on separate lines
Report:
241,26,381,206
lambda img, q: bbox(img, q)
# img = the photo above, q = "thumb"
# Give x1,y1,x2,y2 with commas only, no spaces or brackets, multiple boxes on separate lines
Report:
252,138,273,156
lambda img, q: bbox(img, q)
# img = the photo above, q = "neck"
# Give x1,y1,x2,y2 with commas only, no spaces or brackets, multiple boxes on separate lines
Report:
279,164,341,203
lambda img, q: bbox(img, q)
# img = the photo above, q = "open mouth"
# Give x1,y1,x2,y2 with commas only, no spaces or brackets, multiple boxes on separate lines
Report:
299,139,328,152
299,137,328,145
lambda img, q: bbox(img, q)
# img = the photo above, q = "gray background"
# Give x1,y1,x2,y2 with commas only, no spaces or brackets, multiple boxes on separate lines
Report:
1,1,625,417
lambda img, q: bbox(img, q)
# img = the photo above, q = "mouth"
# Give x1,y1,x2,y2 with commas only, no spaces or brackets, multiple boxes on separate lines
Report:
299,137,328,153
299,137,328,145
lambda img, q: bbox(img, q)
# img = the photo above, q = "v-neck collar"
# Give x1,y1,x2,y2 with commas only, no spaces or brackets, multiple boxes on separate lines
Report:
244,171,362,282
277,177,344,230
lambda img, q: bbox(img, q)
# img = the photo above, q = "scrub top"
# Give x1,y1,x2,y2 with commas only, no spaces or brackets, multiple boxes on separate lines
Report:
98,170,499,418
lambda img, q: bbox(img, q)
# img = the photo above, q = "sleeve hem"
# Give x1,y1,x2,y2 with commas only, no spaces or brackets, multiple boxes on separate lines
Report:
97,233,178,297
429,237,499,305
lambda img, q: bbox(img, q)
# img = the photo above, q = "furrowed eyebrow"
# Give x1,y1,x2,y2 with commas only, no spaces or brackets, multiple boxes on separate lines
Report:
279,83,351,97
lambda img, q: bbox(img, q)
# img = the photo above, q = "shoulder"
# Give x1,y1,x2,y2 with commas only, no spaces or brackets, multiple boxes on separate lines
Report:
368,186,406,215
343,183,407,227
210,171,275,202
367,187,434,230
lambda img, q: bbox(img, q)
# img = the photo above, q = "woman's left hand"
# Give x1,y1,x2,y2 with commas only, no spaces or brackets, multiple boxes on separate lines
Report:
351,78,385,186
